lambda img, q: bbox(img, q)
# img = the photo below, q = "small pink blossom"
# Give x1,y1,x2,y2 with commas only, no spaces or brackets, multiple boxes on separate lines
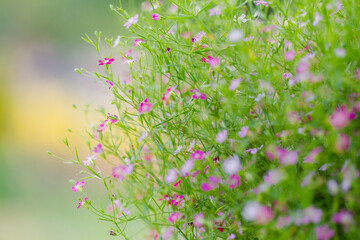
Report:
165,169,178,183
229,78,242,90
124,14,138,29
162,86,177,106
215,130,227,143
201,176,222,191
242,201,273,224
303,147,322,163
283,73,292,79
98,58,114,65
315,224,334,240
180,159,194,177
238,126,249,138
194,213,204,228
329,105,355,129
330,4,343,16
301,171,315,187
332,209,353,226
138,98,153,114
106,80,114,89
208,5,222,16
301,206,323,224
162,227,173,240
227,234,236,240
276,216,291,229
77,197,88,209
254,0,272,7
191,149,205,160
72,181,84,192
275,147,298,165
168,212,181,223
207,56,220,68
335,133,350,152
264,169,283,185
189,89,206,100
132,39,145,46
97,120,108,132
92,143,103,154
285,50,296,61
112,164,134,182
152,13,160,20
192,31,206,43
227,174,240,189
313,12,323,26
107,113,119,124
83,154,97,166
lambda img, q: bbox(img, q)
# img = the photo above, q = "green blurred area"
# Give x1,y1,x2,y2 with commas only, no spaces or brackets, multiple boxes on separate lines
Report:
0,0,142,239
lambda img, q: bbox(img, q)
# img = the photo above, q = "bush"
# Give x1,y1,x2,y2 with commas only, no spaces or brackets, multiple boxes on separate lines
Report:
60,0,360,239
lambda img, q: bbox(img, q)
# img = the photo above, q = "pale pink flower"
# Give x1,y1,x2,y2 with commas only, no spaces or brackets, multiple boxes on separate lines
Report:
276,216,291,229
282,73,292,79
334,48,346,58
192,31,206,43
152,13,160,20
162,227,173,240
319,163,332,171
207,56,220,68
132,39,145,46
315,225,334,240
229,78,242,90
335,133,350,152
72,181,84,192
83,154,97,166
313,12,323,26
223,155,241,175
173,146,182,155
238,126,249,138
168,212,181,223
112,164,134,182
254,0,272,7
330,4,343,16
264,169,283,185
208,5,222,16
303,147,322,163
227,174,240,189
165,169,178,183
77,197,88,209
189,89,206,100
327,179,339,195
162,86,177,106
106,80,114,89
276,147,298,165
242,201,273,224
215,130,228,143
124,14,138,29
285,50,296,61
301,206,323,224
180,159,194,177
332,209,353,226
301,171,315,187
138,98,153,114
92,143,103,154
329,105,355,129
227,234,236,240
194,213,204,228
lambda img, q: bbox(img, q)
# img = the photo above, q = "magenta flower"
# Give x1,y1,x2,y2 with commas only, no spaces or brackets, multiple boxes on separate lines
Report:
189,89,206,100
107,113,119,124
191,149,205,160
227,174,240,189
162,86,177,106
254,0,272,7
201,182,215,191
215,130,228,143
238,126,249,138
105,80,114,89
152,13,160,20
285,50,296,61
92,143,103,154
72,181,85,192
165,168,178,183
138,98,153,114
98,58,114,65
303,147,322,163
208,5,222,16
315,225,334,240
332,209,353,227
201,176,222,191
112,164,134,182
132,39,145,46
77,197,88,209
168,212,181,223
207,56,220,68
329,105,355,129
124,14,138,29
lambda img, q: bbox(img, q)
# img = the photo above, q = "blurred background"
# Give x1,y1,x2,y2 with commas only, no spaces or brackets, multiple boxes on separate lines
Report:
0,1,141,239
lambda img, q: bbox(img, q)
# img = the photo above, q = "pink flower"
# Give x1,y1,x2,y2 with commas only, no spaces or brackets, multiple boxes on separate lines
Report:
215,130,228,143
124,14,138,29
107,113,119,124
315,225,334,240
208,5,222,16
192,31,206,43
180,159,194,177
162,86,177,106
168,212,181,223
330,4,343,16
275,147,298,165
242,201,273,224
238,126,249,138
254,0,272,7
132,39,145,46
98,58,114,65
229,78,242,90
83,154,97,166
276,216,291,229
223,155,241,175
106,80,114,89
194,213,204,228
138,98,153,114
227,174,240,189
301,206,323,224
201,176,222,191
227,234,236,240
189,89,206,100
285,50,296,61
165,168,178,183
92,143,103,154
283,73,292,79
152,13,160,20
77,197,88,209
72,181,84,192
329,105,355,129
162,227,173,240
335,133,350,152
112,164,134,182
207,56,220,68
303,147,322,163
301,171,315,187
264,169,283,185
313,12,323,26
332,209,353,226
191,149,205,160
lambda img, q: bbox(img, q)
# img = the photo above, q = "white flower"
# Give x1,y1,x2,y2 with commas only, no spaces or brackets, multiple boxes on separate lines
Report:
223,155,241,175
